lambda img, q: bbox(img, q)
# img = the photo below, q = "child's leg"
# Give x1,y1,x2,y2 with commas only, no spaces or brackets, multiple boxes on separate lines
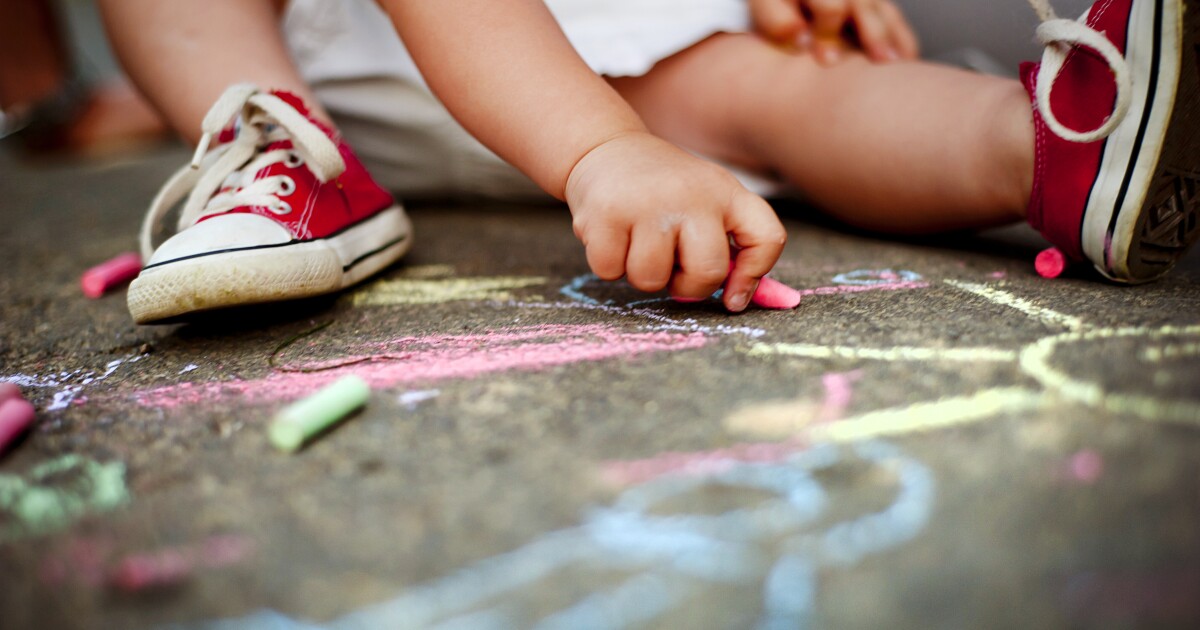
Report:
97,0,328,143
610,33,1033,234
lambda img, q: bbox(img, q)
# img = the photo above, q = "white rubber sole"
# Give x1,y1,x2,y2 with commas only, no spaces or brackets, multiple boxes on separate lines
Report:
1083,0,1200,282
127,205,412,324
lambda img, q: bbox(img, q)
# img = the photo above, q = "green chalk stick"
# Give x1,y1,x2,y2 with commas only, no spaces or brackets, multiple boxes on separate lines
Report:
269,375,370,452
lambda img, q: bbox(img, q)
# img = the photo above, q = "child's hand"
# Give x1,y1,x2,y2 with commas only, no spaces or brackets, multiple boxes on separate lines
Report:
565,132,786,312
749,0,920,65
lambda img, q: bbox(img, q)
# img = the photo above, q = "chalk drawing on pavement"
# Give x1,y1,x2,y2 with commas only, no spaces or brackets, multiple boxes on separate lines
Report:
186,441,935,629
0,455,130,543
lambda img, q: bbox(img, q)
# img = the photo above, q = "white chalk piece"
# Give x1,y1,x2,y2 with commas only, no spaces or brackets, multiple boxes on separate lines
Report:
269,375,370,452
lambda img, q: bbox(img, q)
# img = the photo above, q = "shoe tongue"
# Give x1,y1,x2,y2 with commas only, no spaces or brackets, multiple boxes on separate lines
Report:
264,138,295,153
270,90,310,116
268,89,336,138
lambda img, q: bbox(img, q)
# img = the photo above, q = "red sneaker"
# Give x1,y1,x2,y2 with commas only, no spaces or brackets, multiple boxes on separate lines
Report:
1023,0,1200,282
127,85,411,323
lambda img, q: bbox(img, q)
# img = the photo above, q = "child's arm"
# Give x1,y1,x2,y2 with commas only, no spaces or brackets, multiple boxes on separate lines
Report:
379,0,786,312
748,0,920,64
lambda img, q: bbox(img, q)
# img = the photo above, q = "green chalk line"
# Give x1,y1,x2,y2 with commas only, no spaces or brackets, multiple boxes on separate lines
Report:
0,454,130,543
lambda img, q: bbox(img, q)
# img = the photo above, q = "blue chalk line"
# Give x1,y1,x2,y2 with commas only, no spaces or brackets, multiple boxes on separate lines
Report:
175,441,934,629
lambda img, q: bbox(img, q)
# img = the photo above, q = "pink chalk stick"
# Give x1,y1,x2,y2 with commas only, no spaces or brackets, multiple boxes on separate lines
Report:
751,276,802,310
1035,247,1068,279
81,252,143,298
0,397,35,454
0,382,20,403
726,260,801,310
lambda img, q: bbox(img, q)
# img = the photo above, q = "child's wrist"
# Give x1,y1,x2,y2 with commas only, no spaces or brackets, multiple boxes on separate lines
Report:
563,129,654,202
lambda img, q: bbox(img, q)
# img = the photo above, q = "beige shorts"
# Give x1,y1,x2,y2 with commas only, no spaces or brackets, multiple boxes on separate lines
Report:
280,0,1086,200
280,0,776,200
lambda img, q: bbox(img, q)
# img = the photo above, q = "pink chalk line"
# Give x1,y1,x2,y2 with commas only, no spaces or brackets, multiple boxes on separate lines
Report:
599,439,809,487
124,325,708,409
109,535,255,592
1063,449,1104,484
817,370,863,422
39,534,253,589
602,370,861,486
796,281,929,298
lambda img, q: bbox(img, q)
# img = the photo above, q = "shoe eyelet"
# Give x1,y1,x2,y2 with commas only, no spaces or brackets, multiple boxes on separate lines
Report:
272,201,292,215
284,152,304,168
278,176,296,196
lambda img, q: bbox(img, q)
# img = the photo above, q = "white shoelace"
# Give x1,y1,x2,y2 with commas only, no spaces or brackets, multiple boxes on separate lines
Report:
138,84,346,259
1027,0,1133,143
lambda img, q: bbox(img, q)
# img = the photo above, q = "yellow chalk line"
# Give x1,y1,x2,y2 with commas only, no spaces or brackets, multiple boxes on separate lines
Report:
944,280,1086,331
397,264,459,279
747,342,1017,363
1141,342,1200,363
1020,324,1200,424
350,276,548,306
724,387,1046,441
811,388,1046,442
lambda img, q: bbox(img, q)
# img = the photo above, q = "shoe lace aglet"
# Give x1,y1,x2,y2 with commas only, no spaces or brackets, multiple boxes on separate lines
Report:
191,133,213,170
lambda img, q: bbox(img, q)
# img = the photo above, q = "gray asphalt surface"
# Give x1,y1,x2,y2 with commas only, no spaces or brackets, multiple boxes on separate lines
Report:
1,144,1199,629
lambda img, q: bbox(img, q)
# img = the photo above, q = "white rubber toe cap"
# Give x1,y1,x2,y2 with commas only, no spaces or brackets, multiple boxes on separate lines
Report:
147,214,295,267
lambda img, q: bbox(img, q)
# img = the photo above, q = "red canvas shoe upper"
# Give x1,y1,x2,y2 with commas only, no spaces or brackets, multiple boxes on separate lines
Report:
194,91,394,240
1023,0,1132,261
138,85,395,263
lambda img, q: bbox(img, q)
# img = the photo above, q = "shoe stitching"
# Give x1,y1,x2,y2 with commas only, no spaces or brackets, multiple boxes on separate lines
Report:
1034,82,1047,231
297,177,320,240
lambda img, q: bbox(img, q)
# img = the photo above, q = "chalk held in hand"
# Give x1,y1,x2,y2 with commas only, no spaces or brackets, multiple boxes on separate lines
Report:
1035,247,1068,279
0,397,36,455
269,375,370,452
82,252,143,298
728,260,802,310
751,276,802,310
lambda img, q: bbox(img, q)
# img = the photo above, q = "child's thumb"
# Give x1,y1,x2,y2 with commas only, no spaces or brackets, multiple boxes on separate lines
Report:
723,192,787,312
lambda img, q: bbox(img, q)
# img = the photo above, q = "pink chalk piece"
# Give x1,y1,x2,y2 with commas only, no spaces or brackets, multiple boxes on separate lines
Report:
752,276,802,310
0,397,35,454
726,260,800,310
1035,247,1068,279
81,252,142,298
0,381,21,403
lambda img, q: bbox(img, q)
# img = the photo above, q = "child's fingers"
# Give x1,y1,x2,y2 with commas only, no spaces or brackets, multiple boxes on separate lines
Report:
668,220,733,301
850,0,897,61
625,224,677,293
807,0,850,64
749,0,809,45
877,1,920,59
581,224,630,281
723,192,787,312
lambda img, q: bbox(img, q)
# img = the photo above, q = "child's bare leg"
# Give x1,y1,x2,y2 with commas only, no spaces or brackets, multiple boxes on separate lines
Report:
97,0,326,143
610,33,1033,234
